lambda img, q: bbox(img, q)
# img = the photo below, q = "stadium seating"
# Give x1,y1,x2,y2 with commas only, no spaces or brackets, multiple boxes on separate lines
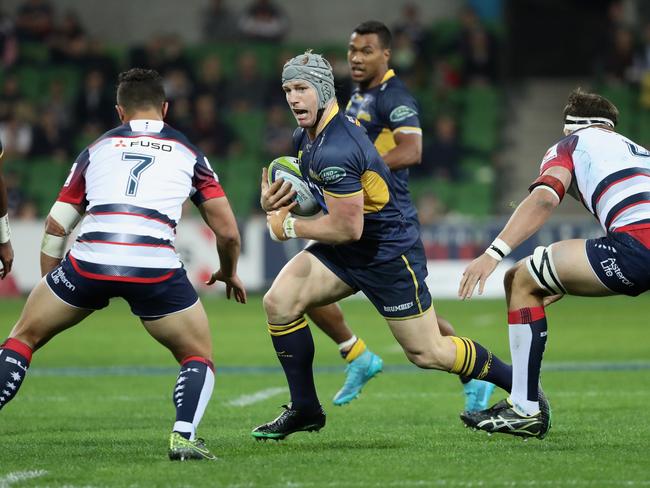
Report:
6,40,507,219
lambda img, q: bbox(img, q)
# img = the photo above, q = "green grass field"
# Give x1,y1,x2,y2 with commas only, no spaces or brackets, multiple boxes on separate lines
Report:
1,295,649,487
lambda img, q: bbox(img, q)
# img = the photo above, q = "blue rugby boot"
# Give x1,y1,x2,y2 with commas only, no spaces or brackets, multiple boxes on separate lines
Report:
333,350,383,406
463,379,496,413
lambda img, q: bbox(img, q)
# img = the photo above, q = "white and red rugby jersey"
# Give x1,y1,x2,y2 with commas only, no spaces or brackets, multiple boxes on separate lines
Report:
539,126,650,240
57,119,225,283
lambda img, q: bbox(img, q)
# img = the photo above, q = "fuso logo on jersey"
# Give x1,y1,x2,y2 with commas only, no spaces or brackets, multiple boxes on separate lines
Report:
129,140,172,152
389,105,417,123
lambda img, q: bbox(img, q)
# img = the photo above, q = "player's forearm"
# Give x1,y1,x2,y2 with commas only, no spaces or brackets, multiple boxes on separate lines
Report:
216,235,240,277
294,214,362,244
0,176,9,216
382,143,421,171
496,191,558,250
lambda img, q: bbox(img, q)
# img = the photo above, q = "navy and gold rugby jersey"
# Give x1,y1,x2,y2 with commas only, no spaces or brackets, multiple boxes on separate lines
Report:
292,103,419,267
345,69,421,222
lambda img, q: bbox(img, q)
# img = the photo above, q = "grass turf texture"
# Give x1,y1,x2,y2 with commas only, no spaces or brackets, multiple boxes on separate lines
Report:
1,295,649,487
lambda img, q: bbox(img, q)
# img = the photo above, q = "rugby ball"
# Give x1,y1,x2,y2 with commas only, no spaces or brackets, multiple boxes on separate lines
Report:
268,156,320,217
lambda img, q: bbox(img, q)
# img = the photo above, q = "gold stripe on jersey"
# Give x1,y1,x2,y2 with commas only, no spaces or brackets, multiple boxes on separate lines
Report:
381,69,396,83
374,128,396,156
360,170,389,213
317,102,340,133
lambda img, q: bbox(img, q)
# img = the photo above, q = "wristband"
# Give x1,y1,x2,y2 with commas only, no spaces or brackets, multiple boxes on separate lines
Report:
283,215,297,238
0,213,10,244
485,238,511,261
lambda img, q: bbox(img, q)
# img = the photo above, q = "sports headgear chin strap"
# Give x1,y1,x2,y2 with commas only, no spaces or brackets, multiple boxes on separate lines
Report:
282,51,335,110
563,115,615,133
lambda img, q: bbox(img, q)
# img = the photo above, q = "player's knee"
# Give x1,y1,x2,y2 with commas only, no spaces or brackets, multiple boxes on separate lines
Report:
263,287,303,324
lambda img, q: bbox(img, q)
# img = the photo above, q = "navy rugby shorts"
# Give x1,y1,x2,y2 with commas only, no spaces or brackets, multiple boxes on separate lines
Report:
306,239,432,319
45,256,199,319
585,231,650,296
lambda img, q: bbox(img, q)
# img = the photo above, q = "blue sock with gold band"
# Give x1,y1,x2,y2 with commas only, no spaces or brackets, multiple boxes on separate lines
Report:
268,317,319,411
450,336,512,392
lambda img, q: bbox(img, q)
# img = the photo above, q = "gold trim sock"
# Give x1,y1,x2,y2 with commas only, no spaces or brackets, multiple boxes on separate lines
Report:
267,317,319,410
449,336,512,392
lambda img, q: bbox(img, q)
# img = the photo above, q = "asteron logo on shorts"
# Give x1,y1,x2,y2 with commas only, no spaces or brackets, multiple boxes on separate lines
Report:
600,258,634,286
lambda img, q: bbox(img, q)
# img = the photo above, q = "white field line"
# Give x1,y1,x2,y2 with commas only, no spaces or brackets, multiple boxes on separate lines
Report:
222,480,650,488
226,387,288,407
0,470,47,488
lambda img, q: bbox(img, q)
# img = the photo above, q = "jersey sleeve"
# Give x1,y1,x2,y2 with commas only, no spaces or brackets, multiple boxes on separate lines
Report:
380,87,422,136
190,154,225,206
539,134,579,174
57,149,90,205
317,144,364,198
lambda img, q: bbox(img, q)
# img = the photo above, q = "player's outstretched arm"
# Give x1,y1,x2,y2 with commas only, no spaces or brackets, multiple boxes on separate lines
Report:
200,196,247,303
458,166,571,300
40,201,84,276
0,150,14,279
267,192,364,244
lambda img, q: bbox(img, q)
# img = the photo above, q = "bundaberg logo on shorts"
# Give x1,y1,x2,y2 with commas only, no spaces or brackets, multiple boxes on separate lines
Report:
383,301,414,313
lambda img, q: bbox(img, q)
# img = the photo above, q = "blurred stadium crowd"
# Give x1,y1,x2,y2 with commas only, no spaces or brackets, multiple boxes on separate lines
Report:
1,0,648,222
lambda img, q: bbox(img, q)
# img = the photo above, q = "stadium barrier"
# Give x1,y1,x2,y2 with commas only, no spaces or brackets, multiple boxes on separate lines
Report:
5,217,603,298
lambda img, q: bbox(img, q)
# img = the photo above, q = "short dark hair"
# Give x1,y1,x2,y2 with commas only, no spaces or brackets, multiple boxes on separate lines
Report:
116,68,165,113
353,20,392,49
563,88,619,126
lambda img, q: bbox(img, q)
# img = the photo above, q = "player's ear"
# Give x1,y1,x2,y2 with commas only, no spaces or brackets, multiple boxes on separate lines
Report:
161,101,169,119
383,48,391,63
115,104,126,123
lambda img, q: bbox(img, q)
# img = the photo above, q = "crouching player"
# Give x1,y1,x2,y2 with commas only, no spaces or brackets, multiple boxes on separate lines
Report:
251,52,528,440
0,69,246,460
459,88,648,439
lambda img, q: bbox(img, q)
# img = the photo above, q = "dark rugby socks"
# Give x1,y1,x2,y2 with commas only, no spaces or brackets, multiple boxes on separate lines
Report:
172,356,215,440
0,338,32,410
268,317,319,411
450,336,512,393
508,307,548,415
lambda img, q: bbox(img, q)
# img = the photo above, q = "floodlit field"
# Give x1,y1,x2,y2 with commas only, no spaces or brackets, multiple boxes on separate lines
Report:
1,294,649,487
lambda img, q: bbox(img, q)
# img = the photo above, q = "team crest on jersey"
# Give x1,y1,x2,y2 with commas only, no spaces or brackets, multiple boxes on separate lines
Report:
389,105,417,123
345,115,361,127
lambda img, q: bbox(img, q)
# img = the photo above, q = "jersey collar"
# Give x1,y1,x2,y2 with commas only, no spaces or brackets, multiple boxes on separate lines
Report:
314,102,340,137
380,69,396,84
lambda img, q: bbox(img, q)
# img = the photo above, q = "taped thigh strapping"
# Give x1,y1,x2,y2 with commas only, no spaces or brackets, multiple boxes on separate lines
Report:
526,246,566,295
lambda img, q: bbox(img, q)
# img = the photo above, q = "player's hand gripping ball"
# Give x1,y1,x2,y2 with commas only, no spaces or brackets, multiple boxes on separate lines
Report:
267,156,320,217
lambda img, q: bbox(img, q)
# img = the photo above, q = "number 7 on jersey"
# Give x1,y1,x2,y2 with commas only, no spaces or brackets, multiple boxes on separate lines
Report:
123,152,155,196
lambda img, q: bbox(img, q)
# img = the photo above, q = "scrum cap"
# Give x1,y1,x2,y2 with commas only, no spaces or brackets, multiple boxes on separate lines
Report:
282,51,335,109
